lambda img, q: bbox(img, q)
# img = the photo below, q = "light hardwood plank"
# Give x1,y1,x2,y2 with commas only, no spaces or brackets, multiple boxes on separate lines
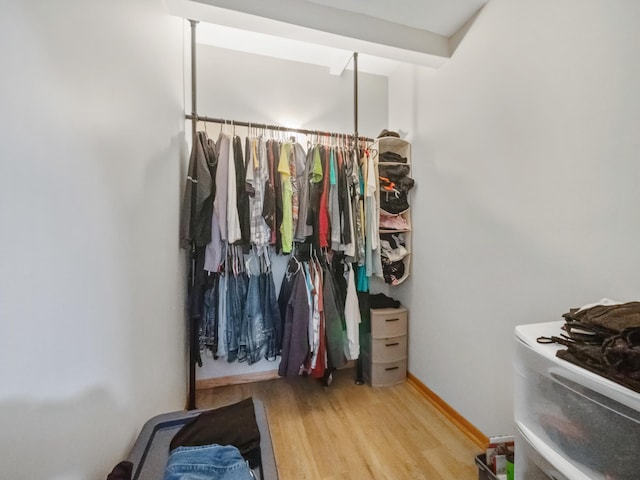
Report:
196,368,481,480
407,372,488,449
196,370,280,389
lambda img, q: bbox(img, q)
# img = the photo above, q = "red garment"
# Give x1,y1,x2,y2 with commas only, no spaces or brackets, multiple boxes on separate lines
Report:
318,146,331,248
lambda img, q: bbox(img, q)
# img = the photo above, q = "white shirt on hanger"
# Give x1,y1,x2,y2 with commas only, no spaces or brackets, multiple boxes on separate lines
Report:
344,264,361,360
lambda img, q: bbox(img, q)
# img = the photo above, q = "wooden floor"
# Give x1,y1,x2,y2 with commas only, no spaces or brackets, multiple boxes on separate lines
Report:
196,368,481,479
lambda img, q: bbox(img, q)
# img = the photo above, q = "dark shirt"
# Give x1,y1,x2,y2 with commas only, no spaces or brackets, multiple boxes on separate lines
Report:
278,270,310,377
180,131,218,248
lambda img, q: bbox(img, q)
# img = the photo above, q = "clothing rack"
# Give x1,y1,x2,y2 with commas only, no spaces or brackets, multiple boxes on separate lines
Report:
185,19,367,410
186,114,374,143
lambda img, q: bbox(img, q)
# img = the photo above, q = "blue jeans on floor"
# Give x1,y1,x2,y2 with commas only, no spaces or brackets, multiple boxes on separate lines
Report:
164,444,254,480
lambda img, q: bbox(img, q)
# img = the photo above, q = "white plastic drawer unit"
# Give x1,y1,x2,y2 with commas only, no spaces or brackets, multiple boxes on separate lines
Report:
514,322,640,480
515,426,572,480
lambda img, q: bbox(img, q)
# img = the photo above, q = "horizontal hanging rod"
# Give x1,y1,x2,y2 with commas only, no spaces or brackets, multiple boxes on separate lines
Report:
186,114,374,142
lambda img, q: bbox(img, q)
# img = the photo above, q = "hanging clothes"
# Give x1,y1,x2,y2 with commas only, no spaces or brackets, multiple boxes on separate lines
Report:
307,145,324,248
278,265,310,377
322,258,347,370
291,142,307,241
338,147,353,252
204,132,231,272
309,259,327,379
201,273,219,357
295,146,313,241
238,251,279,365
233,135,250,245
329,148,341,251
262,140,277,240
226,246,248,363
277,257,296,353
343,264,361,360
364,148,382,278
278,248,358,379
216,271,228,357
354,148,366,265
341,147,357,259
215,132,230,241
306,260,321,371
261,264,281,361
273,141,283,253
181,131,219,369
318,145,331,248
182,128,381,383
226,134,242,244
180,131,217,249
277,142,293,254
246,137,271,250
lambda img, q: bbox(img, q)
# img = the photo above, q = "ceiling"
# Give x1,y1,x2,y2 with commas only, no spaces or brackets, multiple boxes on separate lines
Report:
167,0,488,75
304,0,487,37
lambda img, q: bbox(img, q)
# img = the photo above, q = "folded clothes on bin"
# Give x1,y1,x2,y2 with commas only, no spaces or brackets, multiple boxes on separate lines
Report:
169,397,261,469
106,461,133,480
165,444,254,480
544,301,640,393
369,293,401,309
124,398,277,480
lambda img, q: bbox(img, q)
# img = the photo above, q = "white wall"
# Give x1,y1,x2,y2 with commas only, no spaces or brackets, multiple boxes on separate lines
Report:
0,1,186,478
194,44,389,380
390,0,640,436
9,0,638,469
196,44,387,138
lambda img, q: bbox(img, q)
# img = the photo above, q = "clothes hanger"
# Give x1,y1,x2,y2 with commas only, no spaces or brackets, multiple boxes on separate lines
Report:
245,247,257,277
261,246,271,274
227,245,235,276
233,245,238,276
286,245,301,277
234,244,244,276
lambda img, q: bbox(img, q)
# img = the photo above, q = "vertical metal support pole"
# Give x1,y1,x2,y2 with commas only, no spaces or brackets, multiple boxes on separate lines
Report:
190,19,199,137
353,52,359,146
353,52,365,385
187,18,199,411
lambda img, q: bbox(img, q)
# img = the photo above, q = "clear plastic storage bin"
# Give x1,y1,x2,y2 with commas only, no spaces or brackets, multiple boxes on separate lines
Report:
515,322,640,480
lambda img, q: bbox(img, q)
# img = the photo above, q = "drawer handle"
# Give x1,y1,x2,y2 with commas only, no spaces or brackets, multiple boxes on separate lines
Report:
385,342,400,347
385,318,400,322
385,366,400,371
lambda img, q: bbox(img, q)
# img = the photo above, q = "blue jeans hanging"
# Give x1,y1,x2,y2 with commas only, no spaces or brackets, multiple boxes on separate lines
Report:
226,272,248,363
